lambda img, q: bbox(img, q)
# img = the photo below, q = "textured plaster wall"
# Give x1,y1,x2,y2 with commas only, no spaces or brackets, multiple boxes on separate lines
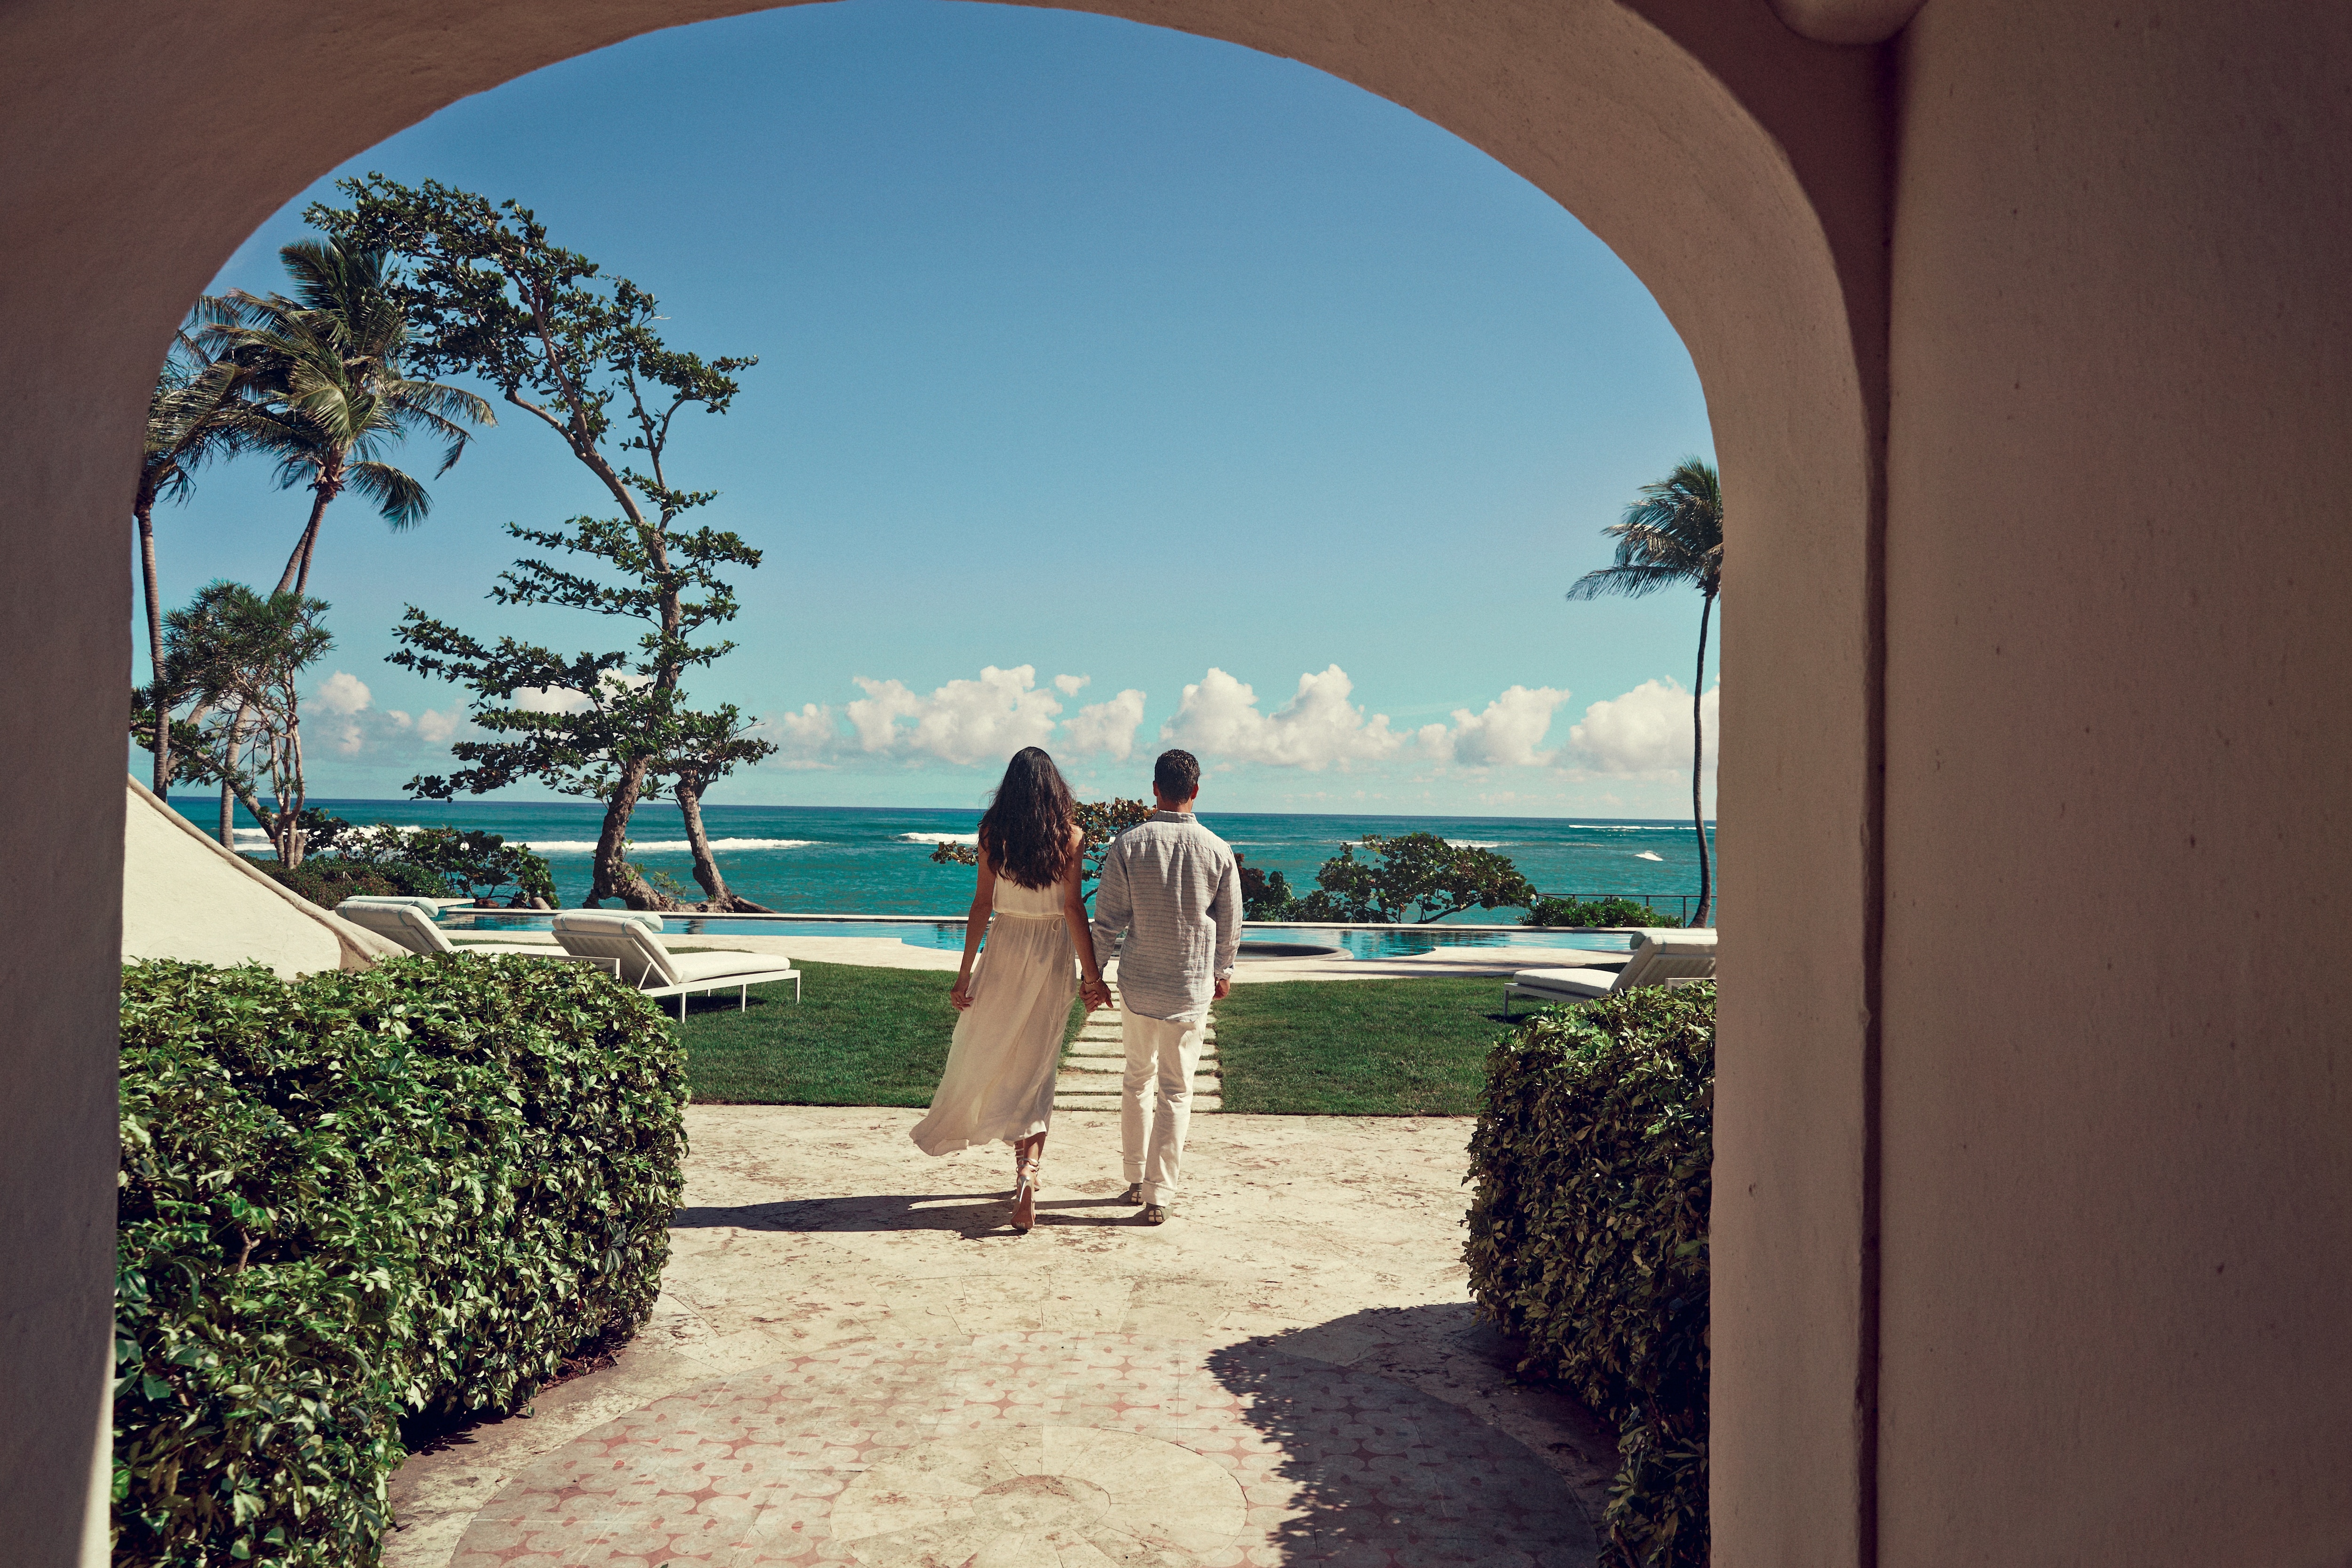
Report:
1881,2,2352,1561
0,0,1885,1562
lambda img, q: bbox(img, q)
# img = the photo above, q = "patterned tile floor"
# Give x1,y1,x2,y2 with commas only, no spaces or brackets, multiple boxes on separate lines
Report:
392,1108,1617,1568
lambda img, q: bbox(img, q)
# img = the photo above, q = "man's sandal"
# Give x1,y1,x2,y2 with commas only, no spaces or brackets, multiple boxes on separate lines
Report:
1140,1204,1168,1226
1119,1183,1145,1205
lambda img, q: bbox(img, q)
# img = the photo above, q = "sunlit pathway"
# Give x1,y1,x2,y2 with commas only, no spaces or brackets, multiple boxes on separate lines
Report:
386,1106,1617,1567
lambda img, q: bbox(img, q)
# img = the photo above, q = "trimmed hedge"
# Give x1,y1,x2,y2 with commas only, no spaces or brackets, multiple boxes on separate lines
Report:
1521,895,1664,929
250,856,453,903
1463,982,1713,1568
115,956,687,1567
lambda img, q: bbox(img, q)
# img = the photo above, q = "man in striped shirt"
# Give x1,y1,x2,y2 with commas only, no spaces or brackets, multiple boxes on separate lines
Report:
1088,748,1241,1225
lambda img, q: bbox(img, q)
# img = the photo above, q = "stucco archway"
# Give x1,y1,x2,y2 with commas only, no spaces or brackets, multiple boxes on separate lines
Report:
3,5,1889,1563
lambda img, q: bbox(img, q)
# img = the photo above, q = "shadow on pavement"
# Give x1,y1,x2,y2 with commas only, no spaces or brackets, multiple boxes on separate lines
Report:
671,1191,1144,1238
1204,1304,1603,1567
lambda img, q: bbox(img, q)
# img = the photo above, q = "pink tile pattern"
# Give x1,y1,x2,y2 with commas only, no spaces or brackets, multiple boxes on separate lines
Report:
445,1332,1588,1568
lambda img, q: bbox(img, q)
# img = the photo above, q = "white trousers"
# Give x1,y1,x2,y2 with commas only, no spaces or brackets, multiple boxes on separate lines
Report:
1120,1007,1205,1204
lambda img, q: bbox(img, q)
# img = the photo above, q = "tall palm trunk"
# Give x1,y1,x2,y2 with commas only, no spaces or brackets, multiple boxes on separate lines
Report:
1690,589,1715,928
135,499,171,792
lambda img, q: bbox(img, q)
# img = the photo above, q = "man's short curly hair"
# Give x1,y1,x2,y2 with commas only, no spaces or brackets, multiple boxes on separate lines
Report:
1153,749,1201,803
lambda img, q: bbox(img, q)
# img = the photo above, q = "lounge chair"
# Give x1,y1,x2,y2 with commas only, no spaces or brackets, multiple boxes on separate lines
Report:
1503,929,1716,1018
551,910,800,1018
333,898,589,963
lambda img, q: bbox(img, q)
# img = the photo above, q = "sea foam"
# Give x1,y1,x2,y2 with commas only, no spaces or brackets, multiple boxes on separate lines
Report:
520,837,816,855
901,832,978,846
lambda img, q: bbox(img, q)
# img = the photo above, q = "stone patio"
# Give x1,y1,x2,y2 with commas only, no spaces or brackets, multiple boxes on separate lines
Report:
386,1105,1620,1568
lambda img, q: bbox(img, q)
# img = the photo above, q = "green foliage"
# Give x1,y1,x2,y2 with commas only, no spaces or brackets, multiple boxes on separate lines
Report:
1463,983,1713,1567
1523,894,1661,928
115,957,687,1566
333,821,556,904
1235,855,1297,920
252,855,453,904
1287,832,1538,923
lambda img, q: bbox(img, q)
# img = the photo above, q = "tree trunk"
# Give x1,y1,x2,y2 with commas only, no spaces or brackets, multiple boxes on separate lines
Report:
674,777,773,913
586,758,675,909
218,779,235,849
136,501,172,793
276,479,334,596
1690,589,1715,928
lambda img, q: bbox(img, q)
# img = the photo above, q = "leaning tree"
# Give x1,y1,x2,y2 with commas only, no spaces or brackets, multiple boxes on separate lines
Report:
316,177,763,908
1566,457,1723,928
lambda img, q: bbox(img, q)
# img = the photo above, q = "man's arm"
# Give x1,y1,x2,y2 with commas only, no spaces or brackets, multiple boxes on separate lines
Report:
1209,851,1241,995
1089,842,1131,977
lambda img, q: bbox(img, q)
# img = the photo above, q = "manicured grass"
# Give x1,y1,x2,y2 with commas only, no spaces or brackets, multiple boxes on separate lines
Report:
675,959,1083,1106
1213,976,1518,1116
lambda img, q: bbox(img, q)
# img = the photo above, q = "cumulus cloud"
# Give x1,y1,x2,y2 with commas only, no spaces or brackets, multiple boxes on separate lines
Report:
1565,679,1719,776
1416,685,1569,768
1053,673,1089,697
306,670,465,756
1160,666,1402,770
1065,689,1147,760
313,670,373,716
842,664,1070,766
511,670,651,714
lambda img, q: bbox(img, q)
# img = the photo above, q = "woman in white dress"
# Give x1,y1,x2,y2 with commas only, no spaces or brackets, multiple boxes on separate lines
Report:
910,748,1111,1233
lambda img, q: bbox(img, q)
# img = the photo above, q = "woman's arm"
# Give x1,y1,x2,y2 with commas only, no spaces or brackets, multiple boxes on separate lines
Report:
1059,827,1109,1011
951,843,996,1011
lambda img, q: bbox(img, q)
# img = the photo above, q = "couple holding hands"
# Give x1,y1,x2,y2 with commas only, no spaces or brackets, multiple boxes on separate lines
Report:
908,746,1240,1233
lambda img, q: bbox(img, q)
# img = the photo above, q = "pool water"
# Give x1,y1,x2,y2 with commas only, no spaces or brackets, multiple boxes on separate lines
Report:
439,911,1636,962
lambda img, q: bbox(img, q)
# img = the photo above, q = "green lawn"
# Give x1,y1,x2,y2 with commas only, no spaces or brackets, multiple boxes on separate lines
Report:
675,964,1520,1115
675,959,1082,1106
1213,976,1518,1116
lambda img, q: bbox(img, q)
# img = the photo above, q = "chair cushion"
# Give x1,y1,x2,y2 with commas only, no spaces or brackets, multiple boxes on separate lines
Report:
1510,967,1619,998
552,910,679,984
333,900,454,955
665,949,792,984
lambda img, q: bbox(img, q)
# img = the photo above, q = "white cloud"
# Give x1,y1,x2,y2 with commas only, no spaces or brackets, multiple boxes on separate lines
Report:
313,670,373,716
511,670,649,714
305,671,465,756
1565,679,1719,776
1053,673,1089,697
844,664,1067,766
1160,666,1402,770
1065,688,1147,761
1416,685,1569,768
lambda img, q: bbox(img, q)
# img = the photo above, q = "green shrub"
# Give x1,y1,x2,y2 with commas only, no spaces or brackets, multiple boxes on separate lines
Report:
1522,894,1664,928
1463,982,1713,1568
250,855,453,904
115,956,687,1567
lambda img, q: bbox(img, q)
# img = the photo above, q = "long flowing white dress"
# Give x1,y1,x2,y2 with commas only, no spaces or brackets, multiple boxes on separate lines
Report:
908,874,1078,1155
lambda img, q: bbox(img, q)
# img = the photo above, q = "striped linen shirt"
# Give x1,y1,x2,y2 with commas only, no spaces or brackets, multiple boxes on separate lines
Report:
1089,810,1242,1023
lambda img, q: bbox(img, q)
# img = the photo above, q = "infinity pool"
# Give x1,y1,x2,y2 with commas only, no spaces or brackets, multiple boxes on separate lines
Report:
438,911,1637,962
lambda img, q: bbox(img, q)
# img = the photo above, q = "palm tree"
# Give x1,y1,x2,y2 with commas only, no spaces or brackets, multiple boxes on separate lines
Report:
1566,456,1724,927
197,239,493,842
202,239,493,595
134,320,279,791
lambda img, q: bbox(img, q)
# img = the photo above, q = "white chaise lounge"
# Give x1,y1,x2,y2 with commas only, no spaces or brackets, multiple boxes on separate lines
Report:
334,897,589,963
1503,928,1717,1019
551,910,800,1018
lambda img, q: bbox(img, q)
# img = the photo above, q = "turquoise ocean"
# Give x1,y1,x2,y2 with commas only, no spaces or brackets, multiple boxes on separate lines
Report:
172,796,1717,926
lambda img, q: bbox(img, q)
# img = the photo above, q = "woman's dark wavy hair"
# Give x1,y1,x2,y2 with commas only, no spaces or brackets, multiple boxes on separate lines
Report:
978,747,1079,890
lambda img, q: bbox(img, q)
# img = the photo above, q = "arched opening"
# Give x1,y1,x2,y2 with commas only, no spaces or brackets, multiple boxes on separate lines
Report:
2,2,1892,1561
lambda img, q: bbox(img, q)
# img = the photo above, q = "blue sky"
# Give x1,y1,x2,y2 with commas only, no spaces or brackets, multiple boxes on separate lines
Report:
145,0,1719,815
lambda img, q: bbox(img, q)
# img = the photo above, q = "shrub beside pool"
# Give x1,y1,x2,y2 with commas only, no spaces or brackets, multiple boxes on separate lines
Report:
114,955,686,1567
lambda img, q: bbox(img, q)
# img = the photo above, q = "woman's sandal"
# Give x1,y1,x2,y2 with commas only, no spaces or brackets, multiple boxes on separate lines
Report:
1011,1153,1042,1234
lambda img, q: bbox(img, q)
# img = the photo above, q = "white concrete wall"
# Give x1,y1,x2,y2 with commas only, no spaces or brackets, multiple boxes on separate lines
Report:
121,780,350,978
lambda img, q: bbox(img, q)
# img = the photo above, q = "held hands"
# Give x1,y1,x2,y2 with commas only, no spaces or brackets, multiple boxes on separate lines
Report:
951,974,975,1011
1080,977,1113,1012
1213,975,1232,1001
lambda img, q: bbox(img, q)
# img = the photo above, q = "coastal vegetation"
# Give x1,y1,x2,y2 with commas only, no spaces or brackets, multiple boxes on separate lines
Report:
115,956,684,1567
924,796,1153,891
1566,458,1723,928
1465,981,1714,1567
316,177,774,912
